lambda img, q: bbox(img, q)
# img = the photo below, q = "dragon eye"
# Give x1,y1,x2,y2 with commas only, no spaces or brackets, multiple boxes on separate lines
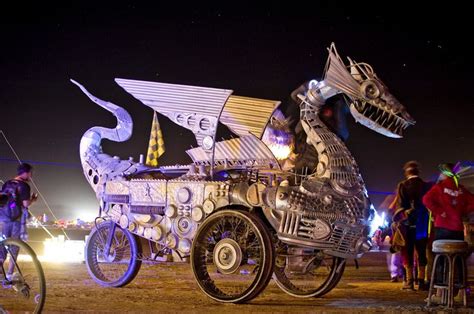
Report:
360,80,380,99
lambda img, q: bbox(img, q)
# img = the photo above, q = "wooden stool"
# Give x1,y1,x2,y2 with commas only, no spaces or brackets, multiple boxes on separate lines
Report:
427,240,469,307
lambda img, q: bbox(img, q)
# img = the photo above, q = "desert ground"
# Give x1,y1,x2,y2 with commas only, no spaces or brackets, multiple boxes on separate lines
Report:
2,250,474,313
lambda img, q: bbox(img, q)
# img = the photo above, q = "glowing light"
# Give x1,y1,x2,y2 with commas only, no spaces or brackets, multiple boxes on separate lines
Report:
41,235,85,263
17,236,86,263
74,210,97,222
268,143,292,160
369,209,388,236
308,79,319,88
262,109,294,161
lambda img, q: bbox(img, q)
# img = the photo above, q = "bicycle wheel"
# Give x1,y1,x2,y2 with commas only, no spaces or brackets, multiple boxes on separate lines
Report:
191,210,275,303
85,220,142,287
273,244,345,298
0,238,46,313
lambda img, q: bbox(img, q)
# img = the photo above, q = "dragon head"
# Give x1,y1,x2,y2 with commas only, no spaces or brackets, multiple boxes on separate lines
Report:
324,43,415,138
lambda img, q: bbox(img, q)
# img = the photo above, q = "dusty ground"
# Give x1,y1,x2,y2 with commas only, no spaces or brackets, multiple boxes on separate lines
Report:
3,252,474,313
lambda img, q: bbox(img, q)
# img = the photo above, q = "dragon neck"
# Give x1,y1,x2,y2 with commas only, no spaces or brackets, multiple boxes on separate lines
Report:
72,80,134,162
72,80,148,198
299,83,366,197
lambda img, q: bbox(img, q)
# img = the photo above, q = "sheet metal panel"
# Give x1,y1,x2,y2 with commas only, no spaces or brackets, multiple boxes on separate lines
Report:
116,78,233,116
220,95,280,139
186,135,280,170
323,45,361,99
115,78,233,148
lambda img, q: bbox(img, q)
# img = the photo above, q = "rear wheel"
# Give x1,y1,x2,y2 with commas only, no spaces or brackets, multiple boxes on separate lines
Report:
191,210,275,303
85,220,142,287
0,238,46,313
273,244,345,298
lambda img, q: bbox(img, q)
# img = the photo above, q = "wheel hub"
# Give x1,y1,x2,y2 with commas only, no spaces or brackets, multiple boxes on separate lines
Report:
101,249,117,263
213,238,242,274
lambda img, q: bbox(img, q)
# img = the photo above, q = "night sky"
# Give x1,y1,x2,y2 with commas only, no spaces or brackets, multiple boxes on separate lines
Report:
1,4,473,220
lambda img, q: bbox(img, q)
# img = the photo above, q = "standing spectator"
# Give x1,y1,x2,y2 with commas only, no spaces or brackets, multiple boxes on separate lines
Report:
423,163,474,241
379,192,404,282
0,163,38,279
396,161,432,290
423,162,474,302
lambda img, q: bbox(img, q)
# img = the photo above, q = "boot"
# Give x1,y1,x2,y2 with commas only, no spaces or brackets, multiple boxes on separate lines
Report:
417,266,428,290
402,266,415,290
417,279,429,291
402,279,415,290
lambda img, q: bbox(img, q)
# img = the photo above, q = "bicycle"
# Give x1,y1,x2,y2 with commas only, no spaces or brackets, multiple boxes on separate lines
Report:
0,235,46,313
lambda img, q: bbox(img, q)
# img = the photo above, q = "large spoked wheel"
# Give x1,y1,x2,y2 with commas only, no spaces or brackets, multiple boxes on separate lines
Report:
0,238,46,313
85,220,142,287
191,210,275,303
273,244,346,298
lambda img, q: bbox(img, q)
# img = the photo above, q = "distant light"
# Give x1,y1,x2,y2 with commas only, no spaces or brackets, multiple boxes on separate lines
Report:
75,210,97,222
18,236,86,263
369,209,388,236
42,235,85,263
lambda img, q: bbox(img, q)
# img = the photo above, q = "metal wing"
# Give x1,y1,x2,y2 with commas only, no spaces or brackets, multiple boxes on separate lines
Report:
115,78,233,150
186,133,281,171
220,95,281,139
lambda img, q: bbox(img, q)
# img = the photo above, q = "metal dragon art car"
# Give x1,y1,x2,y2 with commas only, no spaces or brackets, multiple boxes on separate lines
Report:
73,43,414,303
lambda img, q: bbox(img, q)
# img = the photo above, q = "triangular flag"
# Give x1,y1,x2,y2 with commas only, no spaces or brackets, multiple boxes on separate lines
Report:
145,111,165,167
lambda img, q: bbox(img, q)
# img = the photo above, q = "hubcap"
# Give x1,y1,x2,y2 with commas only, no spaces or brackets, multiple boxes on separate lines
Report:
213,238,242,274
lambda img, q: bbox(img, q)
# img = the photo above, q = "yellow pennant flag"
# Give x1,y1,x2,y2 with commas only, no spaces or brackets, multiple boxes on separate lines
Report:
146,111,165,167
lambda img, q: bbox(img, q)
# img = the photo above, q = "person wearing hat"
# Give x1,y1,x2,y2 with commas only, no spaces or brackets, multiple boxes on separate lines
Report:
423,162,474,303
395,161,432,291
423,163,474,241
0,163,38,279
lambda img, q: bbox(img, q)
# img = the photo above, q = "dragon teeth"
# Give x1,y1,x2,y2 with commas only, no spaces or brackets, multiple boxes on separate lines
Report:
360,101,408,136
380,111,389,124
362,106,370,115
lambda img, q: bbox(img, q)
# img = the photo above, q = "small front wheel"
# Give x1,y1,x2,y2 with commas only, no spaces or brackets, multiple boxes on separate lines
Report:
85,220,142,287
1,238,46,313
191,210,275,303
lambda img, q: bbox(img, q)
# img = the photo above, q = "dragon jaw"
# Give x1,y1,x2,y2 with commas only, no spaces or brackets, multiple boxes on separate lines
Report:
348,96,414,138
324,43,415,138
347,64,415,138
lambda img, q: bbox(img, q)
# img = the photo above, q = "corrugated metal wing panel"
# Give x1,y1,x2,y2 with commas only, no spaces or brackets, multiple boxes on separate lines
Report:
220,95,281,139
186,135,280,170
115,78,233,148
116,78,233,117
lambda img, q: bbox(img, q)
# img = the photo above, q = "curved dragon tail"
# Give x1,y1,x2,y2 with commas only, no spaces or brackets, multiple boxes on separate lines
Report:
71,79,133,158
